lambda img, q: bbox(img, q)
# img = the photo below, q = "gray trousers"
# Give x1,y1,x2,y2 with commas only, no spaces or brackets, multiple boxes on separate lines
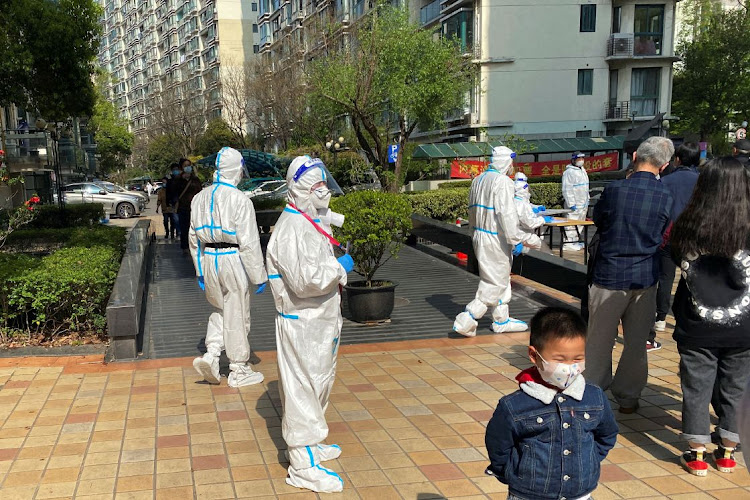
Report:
586,284,657,408
678,346,750,444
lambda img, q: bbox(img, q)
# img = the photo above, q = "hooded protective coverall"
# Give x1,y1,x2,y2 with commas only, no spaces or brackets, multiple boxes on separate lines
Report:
453,147,533,337
561,154,590,245
189,147,268,388
266,156,348,493
513,173,544,252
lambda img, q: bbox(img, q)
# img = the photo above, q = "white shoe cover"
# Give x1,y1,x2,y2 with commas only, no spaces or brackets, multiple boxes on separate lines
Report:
286,464,344,493
227,364,264,388
193,353,220,384
563,243,583,251
492,317,528,333
453,311,478,337
317,443,342,462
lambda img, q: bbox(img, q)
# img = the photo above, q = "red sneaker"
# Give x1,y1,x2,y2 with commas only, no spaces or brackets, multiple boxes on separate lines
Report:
681,448,709,476
714,445,737,473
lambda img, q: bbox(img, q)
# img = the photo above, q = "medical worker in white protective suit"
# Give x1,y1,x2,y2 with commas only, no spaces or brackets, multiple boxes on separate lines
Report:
561,151,590,251
513,172,553,253
266,155,353,493
189,147,268,388
453,146,536,337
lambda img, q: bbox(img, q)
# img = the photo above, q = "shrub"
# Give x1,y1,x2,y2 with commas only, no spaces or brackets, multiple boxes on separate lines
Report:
529,183,564,209
26,203,105,229
407,188,469,221
4,226,126,253
331,191,412,285
438,181,472,190
4,246,121,337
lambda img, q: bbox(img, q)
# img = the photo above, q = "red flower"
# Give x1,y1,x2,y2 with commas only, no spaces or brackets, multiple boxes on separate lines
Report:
29,196,40,204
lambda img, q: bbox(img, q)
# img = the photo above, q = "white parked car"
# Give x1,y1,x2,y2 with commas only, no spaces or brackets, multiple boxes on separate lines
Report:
244,180,287,199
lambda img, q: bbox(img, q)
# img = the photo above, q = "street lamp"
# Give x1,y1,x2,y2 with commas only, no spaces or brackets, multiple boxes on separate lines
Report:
661,119,670,137
326,136,347,171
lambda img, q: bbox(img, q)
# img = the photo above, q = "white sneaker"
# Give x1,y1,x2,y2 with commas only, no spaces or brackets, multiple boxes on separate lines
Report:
227,365,264,388
492,318,528,333
286,464,344,493
654,320,666,332
193,353,220,384
317,444,342,462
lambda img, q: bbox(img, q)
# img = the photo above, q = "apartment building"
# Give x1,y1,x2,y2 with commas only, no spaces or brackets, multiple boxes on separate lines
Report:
259,0,679,142
98,0,260,135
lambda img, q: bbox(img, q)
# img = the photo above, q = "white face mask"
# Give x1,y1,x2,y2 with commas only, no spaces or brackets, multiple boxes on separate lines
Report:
536,352,585,390
575,160,585,168
311,187,331,210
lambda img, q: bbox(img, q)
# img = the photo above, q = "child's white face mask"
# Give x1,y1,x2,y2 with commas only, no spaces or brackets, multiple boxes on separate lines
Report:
536,353,585,389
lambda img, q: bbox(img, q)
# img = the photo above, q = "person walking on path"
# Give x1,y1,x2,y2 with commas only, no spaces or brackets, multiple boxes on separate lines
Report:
175,158,202,255
155,176,177,239
585,136,674,414
647,142,700,351
561,152,590,251
669,157,750,476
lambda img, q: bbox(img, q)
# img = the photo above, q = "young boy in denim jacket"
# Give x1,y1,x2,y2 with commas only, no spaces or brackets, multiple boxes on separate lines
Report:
485,308,618,500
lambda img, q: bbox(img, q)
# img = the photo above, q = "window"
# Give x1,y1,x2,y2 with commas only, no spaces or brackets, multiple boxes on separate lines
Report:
577,69,593,95
253,23,258,33
612,6,621,33
443,11,473,53
634,5,664,55
576,130,593,138
253,44,259,53
631,68,660,116
580,4,596,32
252,2,258,11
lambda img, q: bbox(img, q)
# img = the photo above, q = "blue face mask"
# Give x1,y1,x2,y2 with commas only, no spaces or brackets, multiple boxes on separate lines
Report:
184,166,193,174
172,170,180,177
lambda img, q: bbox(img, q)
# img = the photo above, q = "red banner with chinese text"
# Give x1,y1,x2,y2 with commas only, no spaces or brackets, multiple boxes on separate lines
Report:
450,152,619,178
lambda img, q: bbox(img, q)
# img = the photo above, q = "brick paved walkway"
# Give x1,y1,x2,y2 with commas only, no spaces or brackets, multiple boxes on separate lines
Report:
0,331,747,499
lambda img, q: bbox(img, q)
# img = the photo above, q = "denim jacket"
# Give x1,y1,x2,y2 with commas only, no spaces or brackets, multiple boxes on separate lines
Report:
485,372,618,500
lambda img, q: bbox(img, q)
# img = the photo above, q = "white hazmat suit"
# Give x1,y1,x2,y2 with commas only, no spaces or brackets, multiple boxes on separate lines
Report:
561,153,590,250
453,146,533,337
189,147,268,388
513,172,544,252
266,156,349,493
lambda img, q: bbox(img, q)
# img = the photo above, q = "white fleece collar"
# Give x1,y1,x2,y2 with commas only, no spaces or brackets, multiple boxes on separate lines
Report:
519,374,586,404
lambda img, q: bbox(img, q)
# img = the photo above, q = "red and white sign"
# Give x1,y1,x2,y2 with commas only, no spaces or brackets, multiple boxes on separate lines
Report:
450,152,619,179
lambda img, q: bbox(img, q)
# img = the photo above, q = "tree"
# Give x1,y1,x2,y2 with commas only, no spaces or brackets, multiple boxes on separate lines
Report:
310,5,474,191
195,119,242,157
145,83,206,157
0,0,101,120
146,135,183,173
89,74,134,174
672,7,750,140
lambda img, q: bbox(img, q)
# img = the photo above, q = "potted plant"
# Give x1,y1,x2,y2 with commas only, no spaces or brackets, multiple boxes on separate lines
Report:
331,190,412,324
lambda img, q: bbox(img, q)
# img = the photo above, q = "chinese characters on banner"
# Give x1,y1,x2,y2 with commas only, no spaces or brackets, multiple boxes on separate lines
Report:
450,152,619,179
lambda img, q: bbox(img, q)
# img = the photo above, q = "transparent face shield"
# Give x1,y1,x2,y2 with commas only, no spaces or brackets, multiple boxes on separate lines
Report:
292,158,344,196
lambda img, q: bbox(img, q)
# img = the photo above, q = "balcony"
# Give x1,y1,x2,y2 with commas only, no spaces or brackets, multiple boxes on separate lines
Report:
604,101,631,121
606,34,678,61
420,0,440,26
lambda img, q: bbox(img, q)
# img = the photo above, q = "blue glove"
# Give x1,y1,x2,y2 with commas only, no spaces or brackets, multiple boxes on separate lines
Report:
338,254,355,273
543,216,555,223
569,205,577,211
512,243,524,256
197,276,205,291
255,282,267,295
533,205,547,214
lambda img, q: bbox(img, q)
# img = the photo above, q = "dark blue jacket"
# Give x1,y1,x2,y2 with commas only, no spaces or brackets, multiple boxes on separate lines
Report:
485,383,618,500
660,165,699,220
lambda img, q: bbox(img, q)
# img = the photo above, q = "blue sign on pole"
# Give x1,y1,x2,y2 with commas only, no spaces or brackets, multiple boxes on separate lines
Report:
388,144,400,164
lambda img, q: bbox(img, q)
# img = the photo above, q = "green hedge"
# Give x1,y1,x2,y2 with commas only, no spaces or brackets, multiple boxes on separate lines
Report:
26,203,105,229
0,225,126,341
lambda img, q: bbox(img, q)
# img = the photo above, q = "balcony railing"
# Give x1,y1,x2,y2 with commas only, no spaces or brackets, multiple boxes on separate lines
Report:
607,33,665,58
420,0,440,25
605,101,631,120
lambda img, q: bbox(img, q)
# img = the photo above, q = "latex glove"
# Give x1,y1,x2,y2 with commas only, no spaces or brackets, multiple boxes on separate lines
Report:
255,283,267,295
197,276,205,291
338,254,355,273
543,216,555,223
512,243,524,256
533,205,547,214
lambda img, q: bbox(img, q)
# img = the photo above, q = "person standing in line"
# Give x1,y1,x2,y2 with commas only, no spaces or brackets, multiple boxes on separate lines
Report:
453,146,536,337
561,152,590,251
732,138,750,170
175,158,202,255
155,176,177,239
166,163,183,240
669,157,750,476
647,142,700,351
585,136,674,414
189,147,268,387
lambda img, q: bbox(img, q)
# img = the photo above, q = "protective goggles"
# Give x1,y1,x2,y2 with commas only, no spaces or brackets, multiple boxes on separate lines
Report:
292,158,326,183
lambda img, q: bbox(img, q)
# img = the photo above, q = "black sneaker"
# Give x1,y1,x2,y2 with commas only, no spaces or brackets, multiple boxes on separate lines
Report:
646,340,662,352
681,448,709,476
